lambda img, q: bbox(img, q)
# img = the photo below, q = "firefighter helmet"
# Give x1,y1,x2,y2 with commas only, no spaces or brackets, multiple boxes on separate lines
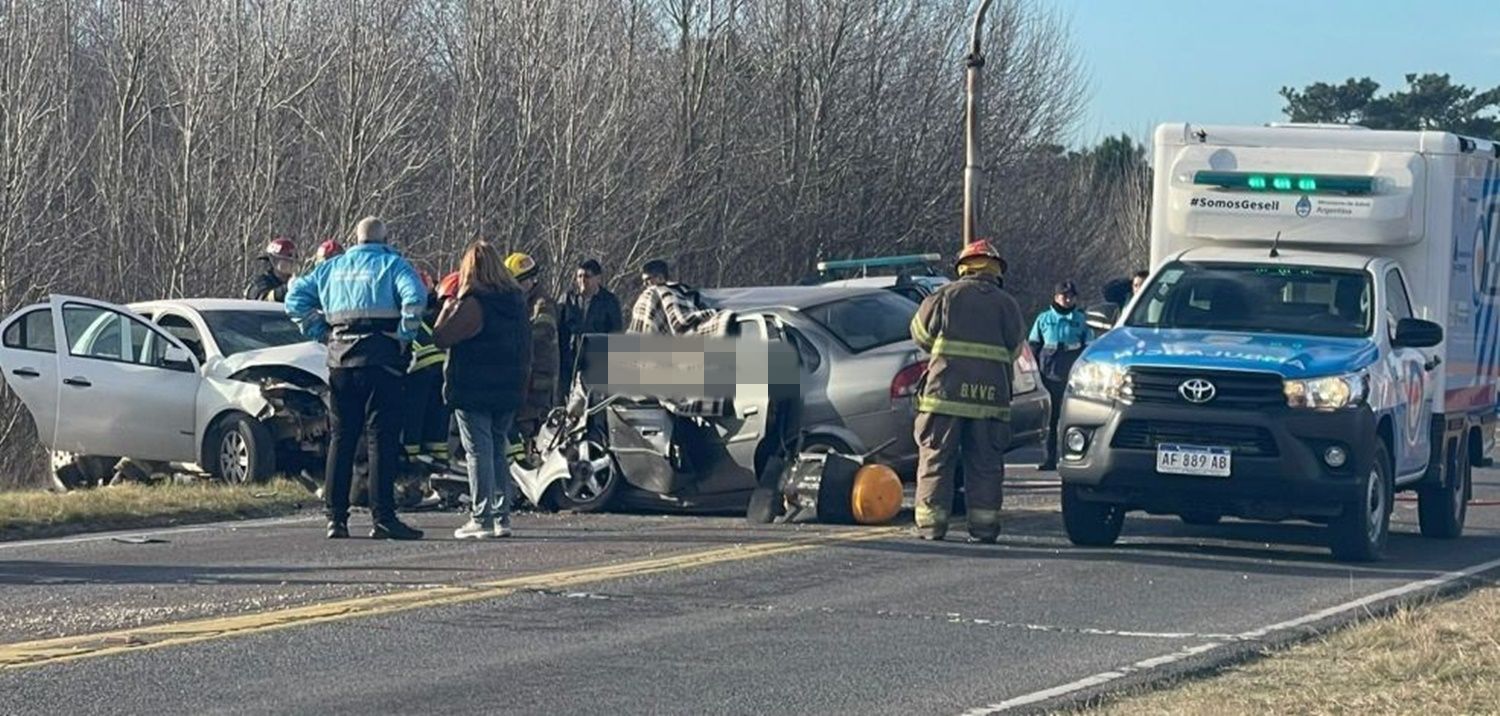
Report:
849,464,903,525
265,237,297,261
314,239,343,263
437,272,461,301
505,252,539,282
955,239,1007,275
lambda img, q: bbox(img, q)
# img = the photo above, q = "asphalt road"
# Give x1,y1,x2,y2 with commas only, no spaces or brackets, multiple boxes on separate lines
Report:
2,454,1499,715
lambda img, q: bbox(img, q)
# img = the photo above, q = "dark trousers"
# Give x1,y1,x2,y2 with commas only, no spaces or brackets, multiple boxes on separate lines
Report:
402,366,448,457
1042,377,1066,464
326,365,404,523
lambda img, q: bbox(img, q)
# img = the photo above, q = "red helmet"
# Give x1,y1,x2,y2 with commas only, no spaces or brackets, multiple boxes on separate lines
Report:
265,237,297,261
437,272,461,301
955,239,1007,273
315,239,343,262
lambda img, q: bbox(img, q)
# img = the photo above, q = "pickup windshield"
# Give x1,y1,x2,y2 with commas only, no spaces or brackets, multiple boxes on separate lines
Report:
1126,262,1373,338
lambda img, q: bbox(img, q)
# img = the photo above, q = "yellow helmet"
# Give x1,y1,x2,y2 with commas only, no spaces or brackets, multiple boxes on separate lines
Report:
505,252,539,282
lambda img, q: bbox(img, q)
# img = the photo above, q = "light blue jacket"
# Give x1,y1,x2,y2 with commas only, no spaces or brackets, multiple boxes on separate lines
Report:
285,243,427,343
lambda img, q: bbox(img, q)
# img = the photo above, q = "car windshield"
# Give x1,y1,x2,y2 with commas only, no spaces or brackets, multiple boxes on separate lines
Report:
1126,262,1373,338
803,291,917,352
201,310,311,356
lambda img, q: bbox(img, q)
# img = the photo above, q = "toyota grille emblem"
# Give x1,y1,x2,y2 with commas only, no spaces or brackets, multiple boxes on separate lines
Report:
1179,378,1217,404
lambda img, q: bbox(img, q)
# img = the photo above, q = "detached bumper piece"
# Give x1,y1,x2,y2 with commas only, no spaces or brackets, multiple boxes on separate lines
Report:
749,452,902,526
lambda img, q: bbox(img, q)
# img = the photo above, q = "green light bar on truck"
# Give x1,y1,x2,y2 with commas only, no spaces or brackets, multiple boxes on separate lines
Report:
1193,171,1376,195
816,253,942,273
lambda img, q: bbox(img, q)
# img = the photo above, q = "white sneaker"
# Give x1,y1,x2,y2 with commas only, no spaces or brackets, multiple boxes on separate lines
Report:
453,519,495,540
494,524,513,538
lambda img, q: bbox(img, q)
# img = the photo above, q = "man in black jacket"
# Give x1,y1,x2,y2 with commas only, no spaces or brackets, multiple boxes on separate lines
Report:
558,258,623,387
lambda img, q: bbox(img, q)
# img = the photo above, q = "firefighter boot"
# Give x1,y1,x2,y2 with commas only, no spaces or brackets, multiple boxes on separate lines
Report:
914,502,949,541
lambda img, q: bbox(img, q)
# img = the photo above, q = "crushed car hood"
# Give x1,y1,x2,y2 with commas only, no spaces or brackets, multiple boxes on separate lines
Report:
217,343,329,383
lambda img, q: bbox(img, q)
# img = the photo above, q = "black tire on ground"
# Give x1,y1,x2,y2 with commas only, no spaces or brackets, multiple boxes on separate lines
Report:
746,487,782,524
210,414,276,484
50,453,119,492
1179,512,1222,526
1328,436,1393,562
557,425,620,513
1061,484,1125,547
1418,436,1469,539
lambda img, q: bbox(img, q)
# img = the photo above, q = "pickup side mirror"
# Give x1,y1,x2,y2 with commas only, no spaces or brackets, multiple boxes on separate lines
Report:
1393,318,1443,349
160,344,197,372
1086,303,1120,333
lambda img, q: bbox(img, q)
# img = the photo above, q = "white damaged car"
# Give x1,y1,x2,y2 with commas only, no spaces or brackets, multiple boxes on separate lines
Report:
0,296,329,490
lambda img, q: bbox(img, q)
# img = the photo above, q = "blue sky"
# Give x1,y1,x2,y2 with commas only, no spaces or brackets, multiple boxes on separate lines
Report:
1050,0,1500,146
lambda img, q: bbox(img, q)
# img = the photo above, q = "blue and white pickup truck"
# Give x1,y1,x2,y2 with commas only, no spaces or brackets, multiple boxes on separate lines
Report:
1059,123,1499,561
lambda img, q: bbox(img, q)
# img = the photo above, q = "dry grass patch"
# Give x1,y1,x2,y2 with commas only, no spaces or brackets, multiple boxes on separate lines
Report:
0,479,311,541
1086,585,1500,715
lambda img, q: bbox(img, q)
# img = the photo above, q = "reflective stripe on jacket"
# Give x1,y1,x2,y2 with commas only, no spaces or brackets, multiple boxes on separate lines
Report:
409,322,445,373
908,274,1025,420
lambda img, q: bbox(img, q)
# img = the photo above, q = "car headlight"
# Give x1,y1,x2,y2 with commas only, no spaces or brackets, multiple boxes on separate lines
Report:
1069,361,1127,403
1284,371,1367,411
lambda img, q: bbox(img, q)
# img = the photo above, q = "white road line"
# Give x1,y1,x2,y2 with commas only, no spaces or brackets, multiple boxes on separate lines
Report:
958,553,1500,715
0,514,321,550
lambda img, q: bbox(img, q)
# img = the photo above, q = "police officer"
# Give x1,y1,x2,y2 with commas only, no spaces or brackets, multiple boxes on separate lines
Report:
286,216,428,541
1029,280,1093,471
908,239,1026,542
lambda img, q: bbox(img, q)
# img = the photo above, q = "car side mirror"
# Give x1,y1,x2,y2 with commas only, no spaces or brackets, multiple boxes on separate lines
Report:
1393,318,1443,349
161,344,196,372
1086,303,1120,333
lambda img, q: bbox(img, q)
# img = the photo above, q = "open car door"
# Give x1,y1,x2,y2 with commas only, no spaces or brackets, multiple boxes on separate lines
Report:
0,303,62,446
49,295,202,463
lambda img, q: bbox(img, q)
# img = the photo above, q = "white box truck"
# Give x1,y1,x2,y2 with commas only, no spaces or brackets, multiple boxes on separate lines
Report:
1058,122,1499,561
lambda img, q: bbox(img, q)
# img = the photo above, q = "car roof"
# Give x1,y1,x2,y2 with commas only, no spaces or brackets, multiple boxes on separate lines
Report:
127,298,290,314
699,286,893,311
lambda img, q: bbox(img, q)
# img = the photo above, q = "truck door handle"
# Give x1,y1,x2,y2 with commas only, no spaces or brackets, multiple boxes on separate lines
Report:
1424,357,1442,372
11,368,40,378
63,377,92,388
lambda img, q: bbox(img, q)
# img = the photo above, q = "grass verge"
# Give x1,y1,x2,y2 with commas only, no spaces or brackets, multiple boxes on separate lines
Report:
0,479,312,542
1085,584,1500,715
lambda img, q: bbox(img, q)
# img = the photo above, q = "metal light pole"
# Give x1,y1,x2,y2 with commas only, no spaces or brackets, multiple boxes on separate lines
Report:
962,0,996,249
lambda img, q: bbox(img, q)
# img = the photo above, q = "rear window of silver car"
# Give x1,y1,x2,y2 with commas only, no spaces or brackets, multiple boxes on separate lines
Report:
803,291,917,353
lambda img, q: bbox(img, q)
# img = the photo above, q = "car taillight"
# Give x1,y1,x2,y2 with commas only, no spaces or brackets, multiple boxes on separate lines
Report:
1014,344,1039,395
891,361,927,400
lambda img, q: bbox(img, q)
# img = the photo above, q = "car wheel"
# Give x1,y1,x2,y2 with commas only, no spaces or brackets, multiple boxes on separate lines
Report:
556,426,619,512
1061,484,1124,547
1329,437,1393,562
49,452,118,491
1417,437,1469,539
212,414,276,484
1179,512,1222,526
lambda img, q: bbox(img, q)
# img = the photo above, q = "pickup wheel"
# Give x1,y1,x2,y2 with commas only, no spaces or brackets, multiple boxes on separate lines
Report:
210,414,276,484
1329,437,1393,562
1061,484,1125,547
1418,437,1469,539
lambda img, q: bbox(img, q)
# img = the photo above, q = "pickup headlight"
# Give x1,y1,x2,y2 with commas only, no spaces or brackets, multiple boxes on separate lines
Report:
1284,371,1367,411
1069,361,1127,403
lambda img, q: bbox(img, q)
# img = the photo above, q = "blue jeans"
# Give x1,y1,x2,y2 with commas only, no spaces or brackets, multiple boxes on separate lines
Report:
454,409,516,526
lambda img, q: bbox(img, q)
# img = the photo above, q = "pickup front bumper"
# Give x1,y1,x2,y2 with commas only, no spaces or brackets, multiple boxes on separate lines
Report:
1057,396,1376,521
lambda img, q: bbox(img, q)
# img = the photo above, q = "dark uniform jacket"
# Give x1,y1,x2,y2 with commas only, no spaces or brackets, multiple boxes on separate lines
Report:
908,273,1026,420
522,292,560,422
245,262,288,302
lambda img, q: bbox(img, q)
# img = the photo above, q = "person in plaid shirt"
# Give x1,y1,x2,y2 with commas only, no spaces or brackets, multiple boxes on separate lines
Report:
626,260,737,417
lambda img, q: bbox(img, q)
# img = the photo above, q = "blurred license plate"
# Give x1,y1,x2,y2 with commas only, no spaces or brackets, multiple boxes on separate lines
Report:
1156,444,1231,477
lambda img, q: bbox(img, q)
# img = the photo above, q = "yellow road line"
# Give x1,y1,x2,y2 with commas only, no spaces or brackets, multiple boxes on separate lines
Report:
0,527,901,671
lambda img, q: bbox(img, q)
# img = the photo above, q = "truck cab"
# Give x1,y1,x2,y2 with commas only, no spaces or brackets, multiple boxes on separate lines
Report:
1059,123,1495,561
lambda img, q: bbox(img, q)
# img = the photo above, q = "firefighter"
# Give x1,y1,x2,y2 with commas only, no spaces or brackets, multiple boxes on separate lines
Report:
505,252,559,467
403,270,450,469
908,239,1026,542
1029,280,1092,471
246,237,298,301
